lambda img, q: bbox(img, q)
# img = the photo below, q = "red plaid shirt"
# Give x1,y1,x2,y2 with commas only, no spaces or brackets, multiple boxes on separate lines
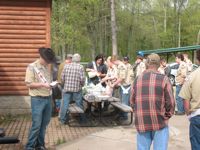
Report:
131,70,175,132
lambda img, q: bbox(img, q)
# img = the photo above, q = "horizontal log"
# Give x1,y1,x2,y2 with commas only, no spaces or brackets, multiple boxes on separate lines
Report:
0,44,45,48
0,86,28,90
0,20,46,25
0,63,29,67
0,81,26,86
0,6,46,11
0,90,28,96
0,1,46,7
0,29,46,35
0,86,27,90
0,25,45,30
0,15,46,21
0,53,39,58
0,67,26,72
0,34,46,39
0,72,25,76
0,39,46,44
0,49,39,53
0,58,36,63
0,77,25,81
0,10,46,16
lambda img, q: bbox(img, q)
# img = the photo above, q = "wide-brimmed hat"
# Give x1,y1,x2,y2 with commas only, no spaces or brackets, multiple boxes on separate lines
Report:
39,47,55,64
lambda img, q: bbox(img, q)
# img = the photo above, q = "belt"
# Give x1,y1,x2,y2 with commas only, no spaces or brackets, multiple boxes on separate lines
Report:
32,96,51,99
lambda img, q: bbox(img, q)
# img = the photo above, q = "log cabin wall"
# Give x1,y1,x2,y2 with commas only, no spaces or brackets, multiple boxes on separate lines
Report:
0,0,51,96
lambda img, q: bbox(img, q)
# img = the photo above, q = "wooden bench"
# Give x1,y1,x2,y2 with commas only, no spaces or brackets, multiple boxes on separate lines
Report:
111,102,133,125
69,104,84,114
68,104,86,126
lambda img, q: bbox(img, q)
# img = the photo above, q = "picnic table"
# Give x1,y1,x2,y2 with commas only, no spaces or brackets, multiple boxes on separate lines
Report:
68,84,133,126
84,93,133,126
83,94,119,126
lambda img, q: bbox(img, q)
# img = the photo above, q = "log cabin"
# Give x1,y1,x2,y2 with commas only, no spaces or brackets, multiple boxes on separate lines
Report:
0,0,52,114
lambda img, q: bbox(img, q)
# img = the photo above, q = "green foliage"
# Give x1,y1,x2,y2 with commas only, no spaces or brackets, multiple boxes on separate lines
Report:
56,137,66,145
51,0,200,61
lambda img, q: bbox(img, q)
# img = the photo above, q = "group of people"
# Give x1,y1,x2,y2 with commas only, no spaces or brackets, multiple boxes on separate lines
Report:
24,47,200,150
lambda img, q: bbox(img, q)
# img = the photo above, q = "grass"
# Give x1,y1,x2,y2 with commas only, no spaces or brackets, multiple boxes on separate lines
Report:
0,114,31,125
56,137,66,145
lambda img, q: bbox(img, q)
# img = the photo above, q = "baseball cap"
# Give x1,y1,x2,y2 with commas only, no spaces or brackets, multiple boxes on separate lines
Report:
146,53,160,65
123,56,129,61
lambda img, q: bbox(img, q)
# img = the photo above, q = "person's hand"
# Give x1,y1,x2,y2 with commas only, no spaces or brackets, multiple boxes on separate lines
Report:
41,83,51,89
97,72,101,77
130,103,134,111
185,110,191,116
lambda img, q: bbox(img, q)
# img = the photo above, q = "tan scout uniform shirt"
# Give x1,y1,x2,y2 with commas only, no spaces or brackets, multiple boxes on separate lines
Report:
179,67,200,112
117,63,134,86
25,59,52,96
175,61,188,85
136,61,146,77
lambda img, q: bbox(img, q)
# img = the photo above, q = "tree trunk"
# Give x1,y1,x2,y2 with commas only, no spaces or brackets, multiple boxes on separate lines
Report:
178,18,181,47
110,0,117,56
197,30,200,44
164,6,167,33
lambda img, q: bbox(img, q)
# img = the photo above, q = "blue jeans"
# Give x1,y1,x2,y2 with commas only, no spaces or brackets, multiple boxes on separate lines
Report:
176,85,185,113
119,85,131,119
137,126,169,150
26,96,52,150
59,90,85,123
190,116,200,150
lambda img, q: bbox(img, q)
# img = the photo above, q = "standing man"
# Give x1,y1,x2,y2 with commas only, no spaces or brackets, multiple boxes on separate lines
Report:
179,49,200,150
130,53,175,150
183,53,193,74
25,47,55,150
175,53,188,115
59,53,86,124
133,52,146,78
112,56,134,121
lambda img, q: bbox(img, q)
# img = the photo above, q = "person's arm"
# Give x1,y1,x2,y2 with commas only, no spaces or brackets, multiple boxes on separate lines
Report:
184,100,190,115
27,82,50,89
86,62,96,72
179,78,192,115
164,78,175,119
25,65,50,89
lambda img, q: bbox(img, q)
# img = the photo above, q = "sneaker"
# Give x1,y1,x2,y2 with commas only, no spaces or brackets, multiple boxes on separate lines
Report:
59,120,68,125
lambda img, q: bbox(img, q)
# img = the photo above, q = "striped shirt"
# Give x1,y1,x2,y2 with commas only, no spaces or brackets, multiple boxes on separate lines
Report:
61,63,85,92
131,70,175,132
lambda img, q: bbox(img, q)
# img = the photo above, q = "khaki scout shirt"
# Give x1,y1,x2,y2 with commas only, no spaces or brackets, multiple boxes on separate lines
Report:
25,59,52,96
136,61,146,77
179,67,200,112
175,61,188,85
117,63,134,86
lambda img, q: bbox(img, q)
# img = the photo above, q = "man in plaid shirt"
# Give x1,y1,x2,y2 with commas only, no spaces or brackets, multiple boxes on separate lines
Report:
130,53,175,150
59,53,86,125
